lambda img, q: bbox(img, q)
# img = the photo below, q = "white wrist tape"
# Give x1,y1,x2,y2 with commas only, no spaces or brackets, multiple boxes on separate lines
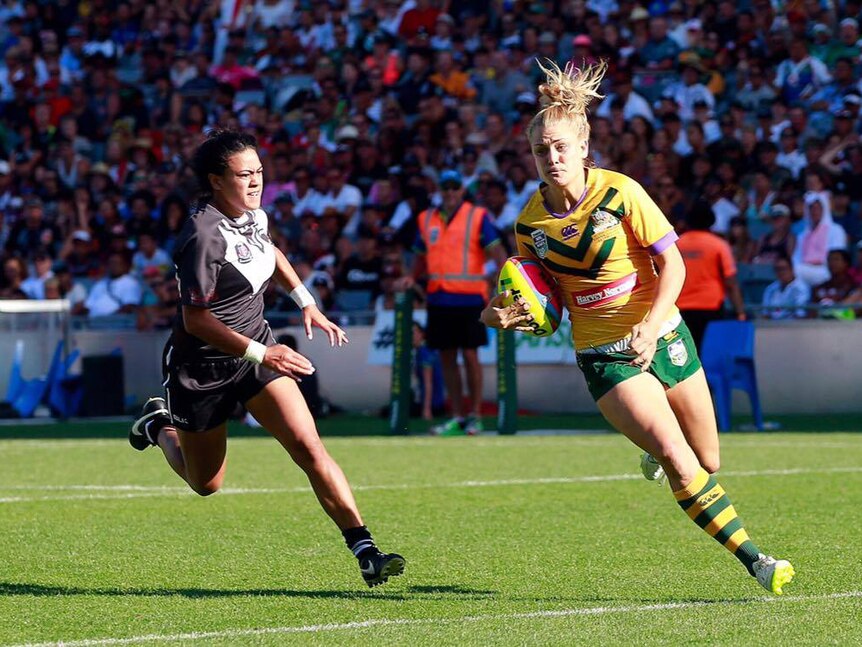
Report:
243,340,267,364
290,284,316,309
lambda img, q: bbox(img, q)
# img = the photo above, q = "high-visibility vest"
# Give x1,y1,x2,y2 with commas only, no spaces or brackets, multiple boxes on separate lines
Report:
418,202,488,298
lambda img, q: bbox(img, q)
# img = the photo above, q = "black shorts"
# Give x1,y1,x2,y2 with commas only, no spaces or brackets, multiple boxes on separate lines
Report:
426,303,488,351
162,333,281,433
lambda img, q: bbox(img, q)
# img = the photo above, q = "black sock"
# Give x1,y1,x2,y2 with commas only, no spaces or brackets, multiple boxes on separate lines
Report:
342,525,378,559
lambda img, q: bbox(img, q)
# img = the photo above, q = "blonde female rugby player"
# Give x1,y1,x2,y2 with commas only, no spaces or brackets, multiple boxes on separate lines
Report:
480,61,794,594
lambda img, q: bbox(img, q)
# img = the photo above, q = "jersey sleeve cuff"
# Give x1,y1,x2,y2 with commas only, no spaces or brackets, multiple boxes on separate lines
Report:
647,231,679,256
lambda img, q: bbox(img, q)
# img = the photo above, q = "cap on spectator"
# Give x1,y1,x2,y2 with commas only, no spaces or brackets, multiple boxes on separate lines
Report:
843,93,862,106
439,169,463,188
52,260,69,274
812,23,831,35
24,196,43,209
538,31,556,45
630,6,649,21
840,17,859,30
72,229,92,243
515,91,537,105
693,99,709,109
335,143,353,153
678,51,704,71
67,26,85,38
836,110,854,119
89,162,110,176
768,204,790,218
335,124,360,141
573,34,592,47
685,19,702,31
0,160,10,175
275,192,294,205
436,13,455,24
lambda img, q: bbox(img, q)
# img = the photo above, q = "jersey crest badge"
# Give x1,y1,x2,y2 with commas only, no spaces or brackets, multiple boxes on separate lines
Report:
560,223,580,240
235,242,252,263
590,209,619,234
429,227,440,244
667,339,688,367
531,229,549,258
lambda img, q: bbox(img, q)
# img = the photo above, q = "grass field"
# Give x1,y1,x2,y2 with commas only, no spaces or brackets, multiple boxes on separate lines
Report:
1,418,861,646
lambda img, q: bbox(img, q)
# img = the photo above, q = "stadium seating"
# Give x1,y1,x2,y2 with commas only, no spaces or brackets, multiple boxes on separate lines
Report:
700,321,764,432
9,340,64,418
737,263,777,306
47,348,83,419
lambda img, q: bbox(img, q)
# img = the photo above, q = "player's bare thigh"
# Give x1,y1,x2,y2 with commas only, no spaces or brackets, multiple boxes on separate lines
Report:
596,372,701,489
245,377,327,464
665,368,720,473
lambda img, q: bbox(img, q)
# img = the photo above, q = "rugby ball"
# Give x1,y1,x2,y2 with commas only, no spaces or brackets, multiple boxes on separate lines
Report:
497,256,563,336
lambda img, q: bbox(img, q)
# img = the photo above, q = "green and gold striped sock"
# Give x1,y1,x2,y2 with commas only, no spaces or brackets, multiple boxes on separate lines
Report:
673,468,761,575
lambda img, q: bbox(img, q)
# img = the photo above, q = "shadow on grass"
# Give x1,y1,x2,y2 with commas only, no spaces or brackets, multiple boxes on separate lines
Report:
0,581,497,601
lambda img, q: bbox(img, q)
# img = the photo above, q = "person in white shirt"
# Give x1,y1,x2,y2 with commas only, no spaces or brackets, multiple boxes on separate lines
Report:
793,192,849,287
290,167,320,218
325,167,362,226
132,232,172,280
703,176,741,236
762,256,810,319
775,128,807,180
482,178,520,232
82,252,142,317
506,162,540,211
20,250,55,300
595,70,654,123
668,58,714,122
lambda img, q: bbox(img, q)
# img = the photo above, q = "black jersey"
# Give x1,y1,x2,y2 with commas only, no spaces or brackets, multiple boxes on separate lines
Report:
171,204,276,360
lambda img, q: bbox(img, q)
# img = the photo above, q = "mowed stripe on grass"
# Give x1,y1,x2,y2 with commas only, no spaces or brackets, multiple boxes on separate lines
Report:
1,465,861,504
9,591,862,647
1,431,861,646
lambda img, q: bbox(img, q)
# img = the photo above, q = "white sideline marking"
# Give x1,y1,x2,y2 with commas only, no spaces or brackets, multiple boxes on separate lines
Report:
1,466,861,504
9,591,862,647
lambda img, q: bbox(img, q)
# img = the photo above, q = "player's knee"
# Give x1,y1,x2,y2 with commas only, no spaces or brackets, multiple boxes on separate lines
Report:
654,441,696,476
701,454,720,474
190,482,221,497
287,436,328,471
188,475,223,497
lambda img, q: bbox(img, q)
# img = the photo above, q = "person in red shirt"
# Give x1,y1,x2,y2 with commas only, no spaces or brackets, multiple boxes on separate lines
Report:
398,0,441,41
676,200,746,350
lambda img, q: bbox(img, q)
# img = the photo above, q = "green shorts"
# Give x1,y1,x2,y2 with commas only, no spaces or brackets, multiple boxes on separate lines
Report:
576,320,702,401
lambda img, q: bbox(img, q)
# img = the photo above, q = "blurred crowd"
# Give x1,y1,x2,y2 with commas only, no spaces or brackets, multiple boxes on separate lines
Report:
1,0,862,328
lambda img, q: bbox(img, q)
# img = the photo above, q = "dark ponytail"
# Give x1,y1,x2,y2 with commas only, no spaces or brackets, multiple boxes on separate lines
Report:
190,129,258,198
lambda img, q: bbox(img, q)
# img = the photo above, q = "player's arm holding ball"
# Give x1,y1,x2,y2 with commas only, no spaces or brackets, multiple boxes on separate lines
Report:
480,289,534,331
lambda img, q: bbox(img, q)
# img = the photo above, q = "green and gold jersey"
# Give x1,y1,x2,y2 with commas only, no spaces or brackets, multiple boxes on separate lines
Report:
514,168,679,351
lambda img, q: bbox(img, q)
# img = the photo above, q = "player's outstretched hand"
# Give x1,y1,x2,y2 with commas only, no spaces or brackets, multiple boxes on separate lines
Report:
480,291,535,332
628,320,659,372
303,305,349,347
263,344,315,381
